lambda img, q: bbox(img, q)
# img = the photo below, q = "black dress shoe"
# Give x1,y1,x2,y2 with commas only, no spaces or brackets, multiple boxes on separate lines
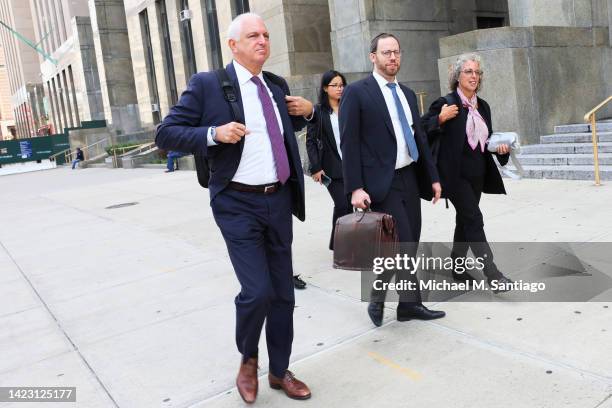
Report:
487,276,514,293
452,271,478,282
397,304,446,321
367,302,384,327
293,275,307,290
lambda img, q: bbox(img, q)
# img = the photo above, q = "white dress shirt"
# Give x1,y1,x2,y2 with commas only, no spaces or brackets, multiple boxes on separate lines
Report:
208,60,285,185
372,70,414,169
329,110,342,159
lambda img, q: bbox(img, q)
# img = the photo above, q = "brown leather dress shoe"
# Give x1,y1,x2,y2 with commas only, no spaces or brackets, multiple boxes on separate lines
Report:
269,370,311,400
236,357,258,404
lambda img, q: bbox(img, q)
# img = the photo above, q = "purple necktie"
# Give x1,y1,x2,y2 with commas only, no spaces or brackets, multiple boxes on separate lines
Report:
251,76,290,184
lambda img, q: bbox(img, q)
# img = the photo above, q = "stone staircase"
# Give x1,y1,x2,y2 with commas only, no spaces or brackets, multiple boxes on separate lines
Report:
509,120,612,181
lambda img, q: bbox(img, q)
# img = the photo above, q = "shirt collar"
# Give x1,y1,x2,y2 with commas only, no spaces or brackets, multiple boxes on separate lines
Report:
372,70,398,90
233,60,264,86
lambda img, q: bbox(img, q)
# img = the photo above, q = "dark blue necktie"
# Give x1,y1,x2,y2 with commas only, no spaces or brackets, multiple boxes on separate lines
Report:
386,83,419,162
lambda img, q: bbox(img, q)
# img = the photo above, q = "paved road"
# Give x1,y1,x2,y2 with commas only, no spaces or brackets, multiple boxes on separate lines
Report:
1,167,611,407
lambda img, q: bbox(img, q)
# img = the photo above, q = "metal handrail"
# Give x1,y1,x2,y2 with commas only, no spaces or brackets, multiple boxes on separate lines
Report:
49,138,109,165
109,142,154,167
415,91,427,116
117,142,155,158
583,96,612,186
49,148,71,162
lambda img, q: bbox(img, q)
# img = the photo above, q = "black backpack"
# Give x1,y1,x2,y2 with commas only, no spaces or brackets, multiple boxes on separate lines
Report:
194,68,286,188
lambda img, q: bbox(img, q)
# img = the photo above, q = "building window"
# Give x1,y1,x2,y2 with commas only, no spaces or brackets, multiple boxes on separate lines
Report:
476,16,505,29
156,0,178,105
140,8,162,124
68,66,80,126
231,0,249,17
51,77,63,131
55,74,68,130
179,0,198,79
47,81,58,133
62,70,74,128
202,0,223,70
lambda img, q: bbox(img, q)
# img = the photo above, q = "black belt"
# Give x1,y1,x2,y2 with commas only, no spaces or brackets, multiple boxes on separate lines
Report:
228,181,281,194
394,163,414,175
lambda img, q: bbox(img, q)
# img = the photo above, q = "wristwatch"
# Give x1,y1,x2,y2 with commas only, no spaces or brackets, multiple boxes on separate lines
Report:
210,126,217,142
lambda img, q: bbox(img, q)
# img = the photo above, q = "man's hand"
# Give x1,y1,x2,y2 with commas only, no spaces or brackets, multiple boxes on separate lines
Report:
312,170,325,183
438,103,459,125
215,122,249,144
285,96,314,117
496,144,510,155
351,188,371,210
431,182,442,204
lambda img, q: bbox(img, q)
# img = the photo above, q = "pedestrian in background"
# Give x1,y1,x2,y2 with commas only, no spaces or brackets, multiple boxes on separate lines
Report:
306,70,352,251
71,147,84,170
165,151,186,172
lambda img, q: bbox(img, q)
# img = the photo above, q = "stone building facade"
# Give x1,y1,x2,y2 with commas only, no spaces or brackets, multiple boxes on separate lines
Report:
439,0,612,144
0,0,43,138
2,0,610,142
0,43,16,139
123,0,513,129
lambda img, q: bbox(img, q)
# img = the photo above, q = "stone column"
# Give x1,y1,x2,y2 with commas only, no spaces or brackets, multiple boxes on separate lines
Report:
508,0,593,27
250,0,332,77
89,0,141,134
438,0,611,144
329,0,457,107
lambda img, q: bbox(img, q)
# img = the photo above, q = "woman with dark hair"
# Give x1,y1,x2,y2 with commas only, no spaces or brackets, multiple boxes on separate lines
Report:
306,70,352,250
421,53,513,292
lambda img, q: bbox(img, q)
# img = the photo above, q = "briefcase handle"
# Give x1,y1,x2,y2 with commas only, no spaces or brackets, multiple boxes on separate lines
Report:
355,199,371,222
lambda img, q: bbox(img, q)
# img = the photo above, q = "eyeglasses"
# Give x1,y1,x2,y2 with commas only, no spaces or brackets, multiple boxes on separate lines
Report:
378,50,402,58
327,83,344,88
461,69,483,76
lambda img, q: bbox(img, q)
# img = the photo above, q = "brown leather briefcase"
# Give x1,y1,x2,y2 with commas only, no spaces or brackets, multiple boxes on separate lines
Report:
333,207,399,270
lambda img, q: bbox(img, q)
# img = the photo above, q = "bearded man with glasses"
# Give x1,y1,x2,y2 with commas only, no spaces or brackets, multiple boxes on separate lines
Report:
339,33,446,327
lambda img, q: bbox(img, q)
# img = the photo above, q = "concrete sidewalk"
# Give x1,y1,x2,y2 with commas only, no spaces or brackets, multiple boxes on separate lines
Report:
1,167,611,408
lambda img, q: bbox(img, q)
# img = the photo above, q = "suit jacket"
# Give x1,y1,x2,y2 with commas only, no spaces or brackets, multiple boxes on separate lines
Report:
421,91,508,197
306,105,343,179
155,63,308,221
339,75,440,203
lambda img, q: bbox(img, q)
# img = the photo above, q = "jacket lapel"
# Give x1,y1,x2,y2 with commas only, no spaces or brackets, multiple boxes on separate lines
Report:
322,108,341,159
263,73,302,175
263,75,292,138
363,75,396,141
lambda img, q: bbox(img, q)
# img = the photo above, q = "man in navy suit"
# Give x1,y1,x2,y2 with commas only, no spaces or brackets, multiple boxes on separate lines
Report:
155,13,313,403
340,33,446,327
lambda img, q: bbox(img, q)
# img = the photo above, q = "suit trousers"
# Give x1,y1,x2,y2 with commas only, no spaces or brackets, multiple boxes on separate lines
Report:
326,179,352,250
448,176,502,279
370,164,422,306
211,184,295,378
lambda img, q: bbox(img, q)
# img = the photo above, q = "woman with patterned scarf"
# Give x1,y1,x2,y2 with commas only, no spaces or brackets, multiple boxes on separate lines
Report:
421,53,513,292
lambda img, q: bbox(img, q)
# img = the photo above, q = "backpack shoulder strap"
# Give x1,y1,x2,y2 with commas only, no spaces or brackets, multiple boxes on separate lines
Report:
214,68,244,124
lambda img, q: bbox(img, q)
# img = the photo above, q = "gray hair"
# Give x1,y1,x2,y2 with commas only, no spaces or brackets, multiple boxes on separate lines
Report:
227,12,264,41
448,53,483,92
